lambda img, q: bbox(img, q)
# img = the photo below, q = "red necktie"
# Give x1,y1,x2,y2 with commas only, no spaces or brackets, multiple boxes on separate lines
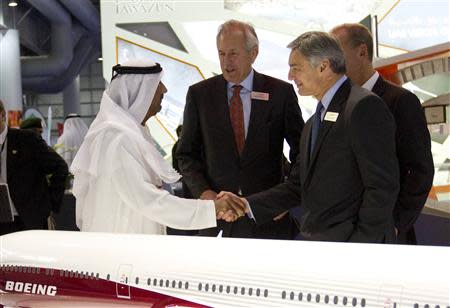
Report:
230,85,245,155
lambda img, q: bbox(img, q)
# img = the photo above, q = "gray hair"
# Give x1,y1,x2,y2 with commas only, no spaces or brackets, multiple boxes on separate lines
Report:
287,31,346,74
216,19,259,51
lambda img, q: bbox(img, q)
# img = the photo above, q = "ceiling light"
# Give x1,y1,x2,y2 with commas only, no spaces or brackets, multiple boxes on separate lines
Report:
8,1,18,7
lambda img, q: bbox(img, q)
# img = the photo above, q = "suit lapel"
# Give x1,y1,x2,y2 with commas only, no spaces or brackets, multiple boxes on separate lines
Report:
242,71,273,159
306,79,351,178
6,131,16,185
300,120,312,184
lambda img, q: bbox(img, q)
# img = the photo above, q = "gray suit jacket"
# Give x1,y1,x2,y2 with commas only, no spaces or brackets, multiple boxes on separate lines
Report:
247,79,399,243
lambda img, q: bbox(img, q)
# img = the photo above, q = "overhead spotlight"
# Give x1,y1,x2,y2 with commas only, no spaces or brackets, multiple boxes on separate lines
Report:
8,1,18,7
98,57,103,61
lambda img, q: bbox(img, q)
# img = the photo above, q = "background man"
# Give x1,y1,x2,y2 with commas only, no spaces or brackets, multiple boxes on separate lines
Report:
0,100,68,235
331,23,434,244
19,117,43,135
234,31,399,243
177,20,304,239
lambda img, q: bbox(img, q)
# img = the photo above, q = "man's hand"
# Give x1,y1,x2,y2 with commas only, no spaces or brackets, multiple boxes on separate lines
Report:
200,189,217,200
214,192,247,222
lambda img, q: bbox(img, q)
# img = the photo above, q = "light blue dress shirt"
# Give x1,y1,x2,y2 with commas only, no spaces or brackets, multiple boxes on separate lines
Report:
227,70,254,138
319,75,348,120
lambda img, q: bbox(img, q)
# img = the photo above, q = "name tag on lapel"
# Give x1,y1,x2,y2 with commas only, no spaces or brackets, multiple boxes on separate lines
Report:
324,112,339,122
251,91,269,101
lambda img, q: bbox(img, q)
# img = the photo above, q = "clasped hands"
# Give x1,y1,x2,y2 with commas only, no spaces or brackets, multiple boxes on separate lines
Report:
202,190,247,222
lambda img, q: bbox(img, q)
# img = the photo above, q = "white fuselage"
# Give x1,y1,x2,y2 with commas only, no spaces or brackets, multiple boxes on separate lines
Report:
1,231,449,307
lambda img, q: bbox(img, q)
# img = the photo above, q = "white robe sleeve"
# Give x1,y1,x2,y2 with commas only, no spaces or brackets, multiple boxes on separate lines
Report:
111,140,217,230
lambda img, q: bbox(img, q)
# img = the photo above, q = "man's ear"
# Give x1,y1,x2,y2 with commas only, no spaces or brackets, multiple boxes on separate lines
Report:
359,44,368,58
250,46,259,63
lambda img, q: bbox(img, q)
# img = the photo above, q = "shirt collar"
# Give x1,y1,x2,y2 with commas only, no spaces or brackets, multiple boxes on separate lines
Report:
361,71,379,91
320,75,348,111
227,69,254,92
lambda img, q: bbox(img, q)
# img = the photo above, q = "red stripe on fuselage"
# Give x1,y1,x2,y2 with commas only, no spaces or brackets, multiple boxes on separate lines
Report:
0,265,209,307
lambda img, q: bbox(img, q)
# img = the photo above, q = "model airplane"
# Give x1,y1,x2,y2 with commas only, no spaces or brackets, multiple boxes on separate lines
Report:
0,230,449,307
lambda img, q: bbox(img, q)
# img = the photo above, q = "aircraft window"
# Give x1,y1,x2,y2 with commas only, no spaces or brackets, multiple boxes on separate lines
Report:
307,293,311,302
233,286,238,294
106,274,110,280
226,286,231,293
36,268,40,274
211,284,215,292
146,278,150,285
219,285,223,293
165,280,169,287
435,306,440,308
153,278,157,286
414,305,419,308
316,294,320,303
28,267,32,273
282,291,286,299
298,292,303,301
343,296,348,305
205,284,209,292
64,271,69,277
185,282,189,290
256,288,260,296
249,288,253,296
50,269,54,276
32,267,36,274
198,283,202,291
352,298,357,306
325,295,329,303
241,287,245,295
333,296,339,304
178,281,182,289
361,298,366,307
159,279,163,287
135,277,139,284
264,289,268,297
75,271,79,278
18,267,22,273
425,305,430,308
125,277,128,283
91,272,95,279
96,273,99,280
70,271,74,278
172,280,176,288
45,268,50,275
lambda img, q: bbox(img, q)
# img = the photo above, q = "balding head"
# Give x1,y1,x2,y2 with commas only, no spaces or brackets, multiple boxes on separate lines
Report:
331,23,375,86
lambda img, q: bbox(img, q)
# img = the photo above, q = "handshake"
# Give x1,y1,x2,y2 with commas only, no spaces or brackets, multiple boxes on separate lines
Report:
208,191,248,222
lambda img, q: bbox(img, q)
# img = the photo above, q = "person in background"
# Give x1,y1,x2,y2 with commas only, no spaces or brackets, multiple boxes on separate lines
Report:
71,59,245,234
56,114,89,168
0,100,68,235
223,31,399,243
177,19,304,239
331,23,434,244
19,117,43,135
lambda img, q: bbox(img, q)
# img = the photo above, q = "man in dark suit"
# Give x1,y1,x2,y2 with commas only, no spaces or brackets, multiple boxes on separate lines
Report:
222,31,399,243
177,20,304,239
331,23,434,244
0,100,68,235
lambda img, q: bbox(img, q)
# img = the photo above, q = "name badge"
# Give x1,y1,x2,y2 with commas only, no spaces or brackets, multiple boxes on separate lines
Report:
324,112,339,122
251,91,269,101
